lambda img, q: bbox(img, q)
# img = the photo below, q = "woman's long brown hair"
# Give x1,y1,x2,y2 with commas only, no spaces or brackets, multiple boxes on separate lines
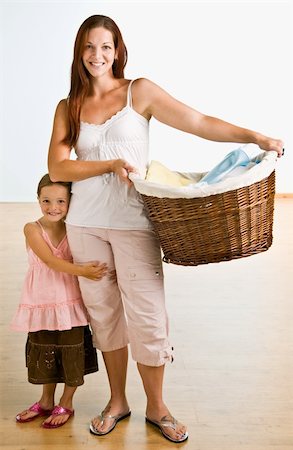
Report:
64,15,128,148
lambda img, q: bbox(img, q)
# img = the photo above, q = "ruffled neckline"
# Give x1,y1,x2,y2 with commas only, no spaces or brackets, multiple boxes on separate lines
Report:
80,106,129,129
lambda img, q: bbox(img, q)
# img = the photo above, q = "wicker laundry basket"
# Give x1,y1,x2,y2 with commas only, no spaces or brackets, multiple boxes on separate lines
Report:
131,153,276,266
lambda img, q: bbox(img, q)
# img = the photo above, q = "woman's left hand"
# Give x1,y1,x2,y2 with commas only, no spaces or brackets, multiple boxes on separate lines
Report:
256,135,284,157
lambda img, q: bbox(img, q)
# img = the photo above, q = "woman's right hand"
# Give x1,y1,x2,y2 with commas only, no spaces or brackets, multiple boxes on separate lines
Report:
111,159,137,186
81,262,108,280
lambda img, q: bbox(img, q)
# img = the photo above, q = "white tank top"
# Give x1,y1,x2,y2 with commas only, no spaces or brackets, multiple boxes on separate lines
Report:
66,80,152,230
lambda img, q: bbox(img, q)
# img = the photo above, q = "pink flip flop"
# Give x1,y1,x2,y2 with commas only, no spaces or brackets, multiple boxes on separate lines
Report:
42,405,74,429
16,402,54,423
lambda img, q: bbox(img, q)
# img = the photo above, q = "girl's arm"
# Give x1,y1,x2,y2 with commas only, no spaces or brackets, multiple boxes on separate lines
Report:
24,223,107,280
134,79,283,156
48,99,136,184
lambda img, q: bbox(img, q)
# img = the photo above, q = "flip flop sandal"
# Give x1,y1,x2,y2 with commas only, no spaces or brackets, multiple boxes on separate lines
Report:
146,415,189,443
16,402,54,423
41,405,74,429
89,410,131,436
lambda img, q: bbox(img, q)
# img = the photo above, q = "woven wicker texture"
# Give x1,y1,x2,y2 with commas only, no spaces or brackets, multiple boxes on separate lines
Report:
141,171,275,266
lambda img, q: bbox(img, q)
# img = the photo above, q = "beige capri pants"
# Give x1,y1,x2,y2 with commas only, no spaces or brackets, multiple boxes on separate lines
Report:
66,225,173,367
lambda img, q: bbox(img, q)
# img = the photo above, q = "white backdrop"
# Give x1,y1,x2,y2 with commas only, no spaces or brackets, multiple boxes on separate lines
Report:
1,0,292,201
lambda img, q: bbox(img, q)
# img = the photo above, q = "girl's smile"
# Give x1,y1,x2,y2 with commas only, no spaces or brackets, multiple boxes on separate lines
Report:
38,185,70,222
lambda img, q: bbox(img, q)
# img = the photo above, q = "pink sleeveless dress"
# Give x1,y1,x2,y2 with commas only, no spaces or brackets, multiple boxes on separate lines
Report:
10,222,89,332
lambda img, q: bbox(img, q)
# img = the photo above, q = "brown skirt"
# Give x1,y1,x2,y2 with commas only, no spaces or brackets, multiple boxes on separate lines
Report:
26,325,98,387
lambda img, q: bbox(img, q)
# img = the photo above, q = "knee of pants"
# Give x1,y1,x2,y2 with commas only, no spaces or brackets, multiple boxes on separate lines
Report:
127,307,170,348
89,314,129,352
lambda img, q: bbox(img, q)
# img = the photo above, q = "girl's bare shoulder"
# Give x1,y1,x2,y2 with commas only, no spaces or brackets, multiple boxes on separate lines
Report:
23,221,42,236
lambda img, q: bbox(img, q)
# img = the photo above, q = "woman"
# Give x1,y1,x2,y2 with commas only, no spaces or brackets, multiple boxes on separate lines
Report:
48,14,283,443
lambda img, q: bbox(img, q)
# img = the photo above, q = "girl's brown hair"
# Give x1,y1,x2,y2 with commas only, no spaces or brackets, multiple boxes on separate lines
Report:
37,174,72,197
64,15,128,148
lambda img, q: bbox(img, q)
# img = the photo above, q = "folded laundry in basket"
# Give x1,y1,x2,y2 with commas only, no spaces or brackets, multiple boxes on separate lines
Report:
191,145,261,187
145,145,262,188
145,160,192,187
130,146,277,199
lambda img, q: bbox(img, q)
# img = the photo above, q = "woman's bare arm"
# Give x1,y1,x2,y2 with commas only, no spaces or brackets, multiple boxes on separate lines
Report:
48,100,136,182
134,78,283,156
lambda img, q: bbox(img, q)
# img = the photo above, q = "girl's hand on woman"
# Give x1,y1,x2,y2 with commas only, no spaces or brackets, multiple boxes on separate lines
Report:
81,262,108,280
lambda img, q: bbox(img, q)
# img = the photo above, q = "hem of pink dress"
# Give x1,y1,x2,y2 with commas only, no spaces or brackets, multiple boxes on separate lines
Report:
10,301,89,332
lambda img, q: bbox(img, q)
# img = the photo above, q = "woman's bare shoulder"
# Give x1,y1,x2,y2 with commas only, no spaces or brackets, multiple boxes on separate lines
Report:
51,99,70,127
132,77,157,89
55,98,68,115
132,78,161,102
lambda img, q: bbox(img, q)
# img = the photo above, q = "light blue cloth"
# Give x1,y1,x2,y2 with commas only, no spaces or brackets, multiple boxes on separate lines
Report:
196,146,261,186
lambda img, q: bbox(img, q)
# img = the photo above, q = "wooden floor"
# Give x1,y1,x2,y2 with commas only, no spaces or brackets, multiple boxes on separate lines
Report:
0,199,292,450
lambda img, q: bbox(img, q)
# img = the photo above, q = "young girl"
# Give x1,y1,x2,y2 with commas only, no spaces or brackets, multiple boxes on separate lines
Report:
11,174,109,429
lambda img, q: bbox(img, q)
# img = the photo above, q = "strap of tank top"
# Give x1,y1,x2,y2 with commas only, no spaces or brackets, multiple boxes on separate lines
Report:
36,220,45,233
127,80,135,108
